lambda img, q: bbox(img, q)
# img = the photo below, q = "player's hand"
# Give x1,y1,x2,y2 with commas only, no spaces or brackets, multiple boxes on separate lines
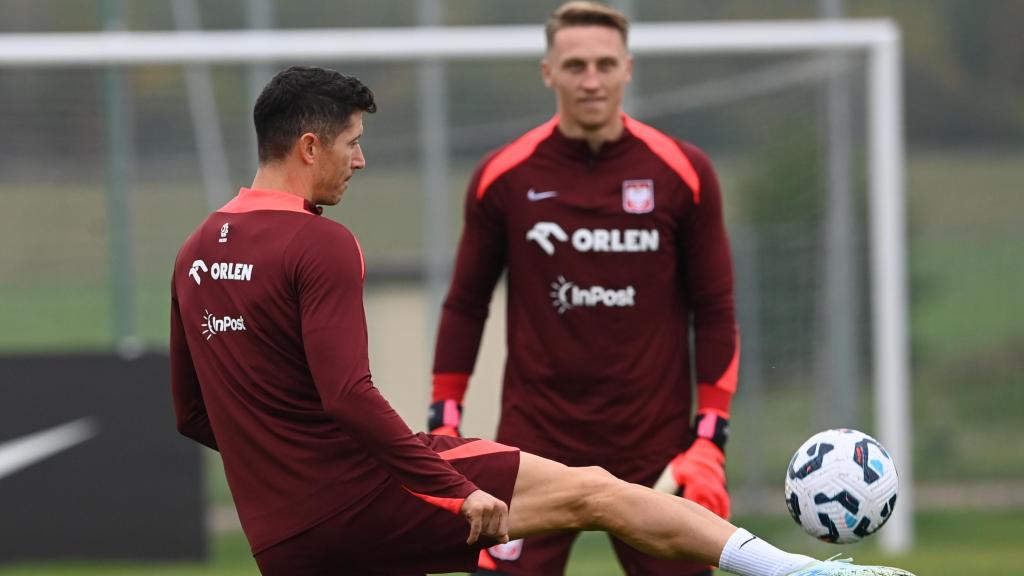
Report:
653,438,730,519
460,489,509,545
428,399,463,437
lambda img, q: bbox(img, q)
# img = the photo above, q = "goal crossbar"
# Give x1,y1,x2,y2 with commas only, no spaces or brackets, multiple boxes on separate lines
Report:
0,21,897,65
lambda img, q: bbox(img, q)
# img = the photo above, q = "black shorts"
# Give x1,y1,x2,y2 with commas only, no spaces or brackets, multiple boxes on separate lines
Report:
255,433,520,576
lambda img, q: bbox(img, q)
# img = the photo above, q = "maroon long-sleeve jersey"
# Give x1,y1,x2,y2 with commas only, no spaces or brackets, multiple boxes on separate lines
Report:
434,115,739,463
171,188,477,554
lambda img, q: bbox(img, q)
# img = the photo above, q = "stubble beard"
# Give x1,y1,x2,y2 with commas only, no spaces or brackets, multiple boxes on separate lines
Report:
312,174,345,207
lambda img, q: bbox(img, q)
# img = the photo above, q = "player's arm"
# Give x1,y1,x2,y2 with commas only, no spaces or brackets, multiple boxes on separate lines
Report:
429,159,508,436
169,275,218,451
681,142,739,437
656,142,738,518
293,222,482,507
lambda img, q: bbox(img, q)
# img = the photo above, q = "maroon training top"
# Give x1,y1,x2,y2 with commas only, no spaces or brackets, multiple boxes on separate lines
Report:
171,188,478,554
433,115,739,464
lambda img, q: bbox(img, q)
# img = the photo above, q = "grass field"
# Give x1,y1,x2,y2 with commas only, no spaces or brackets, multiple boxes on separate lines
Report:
1,509,1020,575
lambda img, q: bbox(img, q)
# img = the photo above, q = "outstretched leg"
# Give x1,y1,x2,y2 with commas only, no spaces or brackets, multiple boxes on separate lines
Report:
507,452,733,565
505,451,917,576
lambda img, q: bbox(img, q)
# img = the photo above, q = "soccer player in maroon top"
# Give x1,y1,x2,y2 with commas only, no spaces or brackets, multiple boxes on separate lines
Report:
431,3,736,574
171,65,915,576
171,67,516,573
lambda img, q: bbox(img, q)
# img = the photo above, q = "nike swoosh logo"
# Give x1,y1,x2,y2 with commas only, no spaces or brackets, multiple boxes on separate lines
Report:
527,189,558,201
739,535,758,549
0,417,99,480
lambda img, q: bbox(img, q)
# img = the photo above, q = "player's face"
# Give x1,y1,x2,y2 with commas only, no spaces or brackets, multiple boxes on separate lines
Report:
542,26,632,133
313,112,366,206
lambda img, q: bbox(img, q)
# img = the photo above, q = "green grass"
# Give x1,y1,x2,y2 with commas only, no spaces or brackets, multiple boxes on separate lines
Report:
0,282,175,351
1,509,1019,575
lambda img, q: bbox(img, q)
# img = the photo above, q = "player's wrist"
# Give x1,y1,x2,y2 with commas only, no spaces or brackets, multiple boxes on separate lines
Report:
693,412,729,454
427,399,463,433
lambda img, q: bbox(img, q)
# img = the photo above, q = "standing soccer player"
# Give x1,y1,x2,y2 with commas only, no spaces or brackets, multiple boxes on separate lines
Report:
171,64,915,576
430,3,738,574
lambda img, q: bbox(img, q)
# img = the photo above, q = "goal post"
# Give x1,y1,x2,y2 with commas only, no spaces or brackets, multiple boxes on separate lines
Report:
0,20,911,551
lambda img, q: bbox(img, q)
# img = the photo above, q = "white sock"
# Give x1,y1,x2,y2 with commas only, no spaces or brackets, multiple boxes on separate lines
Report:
718,528,816,576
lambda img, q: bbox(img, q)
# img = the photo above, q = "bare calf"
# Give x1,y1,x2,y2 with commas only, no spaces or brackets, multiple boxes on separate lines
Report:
507,452,736,566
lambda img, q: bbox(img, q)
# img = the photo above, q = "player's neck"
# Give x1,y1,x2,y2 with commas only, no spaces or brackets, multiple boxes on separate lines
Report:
251,165,314,203
557,114,624,154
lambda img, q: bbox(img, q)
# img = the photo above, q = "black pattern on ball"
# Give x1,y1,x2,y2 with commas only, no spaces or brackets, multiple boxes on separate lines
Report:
881,494,897,518
816,512,840,543
787,492,802,524
813,489,861,515
788,442,834,480
852,437,886,484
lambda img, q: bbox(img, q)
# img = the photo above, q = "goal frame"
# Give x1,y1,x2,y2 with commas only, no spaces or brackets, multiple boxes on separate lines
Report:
0,20,911,551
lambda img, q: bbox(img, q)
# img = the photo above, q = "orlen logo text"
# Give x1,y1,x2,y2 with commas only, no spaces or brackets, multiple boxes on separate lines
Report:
188,259,254,285
526,222,658,256
201,309,246,340
550,276,636,314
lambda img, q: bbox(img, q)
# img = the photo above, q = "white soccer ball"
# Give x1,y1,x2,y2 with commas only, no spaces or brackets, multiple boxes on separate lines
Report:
784,428,899,544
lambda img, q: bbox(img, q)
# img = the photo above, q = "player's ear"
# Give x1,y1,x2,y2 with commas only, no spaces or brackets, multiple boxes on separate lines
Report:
540,57,554,88
625,54,634,84
297,132,318,165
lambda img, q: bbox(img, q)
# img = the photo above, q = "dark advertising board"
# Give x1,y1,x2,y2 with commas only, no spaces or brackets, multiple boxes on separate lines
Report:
0,353,205,563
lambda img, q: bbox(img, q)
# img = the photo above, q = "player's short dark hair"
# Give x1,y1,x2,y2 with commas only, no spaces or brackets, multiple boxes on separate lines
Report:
545,1,629,50
254,65,377,164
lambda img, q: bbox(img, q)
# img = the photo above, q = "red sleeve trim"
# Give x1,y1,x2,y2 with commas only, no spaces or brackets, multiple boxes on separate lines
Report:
623,115,701,204
697,335,740,415
433,372,470,403
404,486,465,515
436,440,518,461
696,386,733,417
702,336,740,394
476,116,559,200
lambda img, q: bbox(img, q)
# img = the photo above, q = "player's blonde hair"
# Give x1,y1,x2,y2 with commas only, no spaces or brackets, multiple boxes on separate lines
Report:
545,1,629,50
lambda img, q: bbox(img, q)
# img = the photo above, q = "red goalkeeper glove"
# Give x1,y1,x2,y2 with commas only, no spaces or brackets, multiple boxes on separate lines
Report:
654,414,730,519
428,399,462,437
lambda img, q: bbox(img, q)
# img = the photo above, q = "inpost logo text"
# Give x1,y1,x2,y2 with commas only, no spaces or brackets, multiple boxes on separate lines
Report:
550,276,636,314
202,309,247,340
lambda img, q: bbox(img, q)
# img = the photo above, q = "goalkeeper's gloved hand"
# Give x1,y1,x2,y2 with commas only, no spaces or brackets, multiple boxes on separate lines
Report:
428,399,463,437
653,414,730,519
